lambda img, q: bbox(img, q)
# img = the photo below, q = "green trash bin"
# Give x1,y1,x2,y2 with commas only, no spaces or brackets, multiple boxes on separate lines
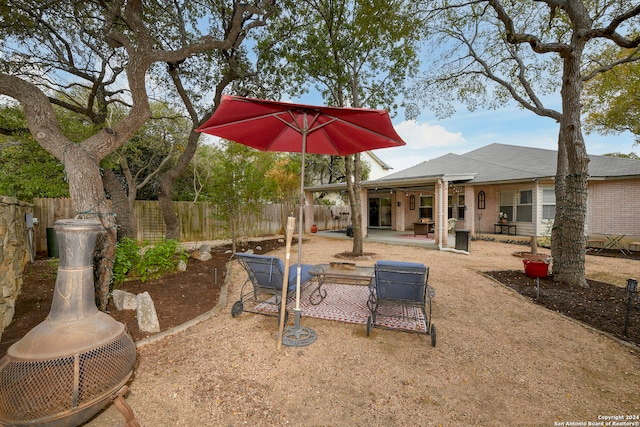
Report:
46,227,59,258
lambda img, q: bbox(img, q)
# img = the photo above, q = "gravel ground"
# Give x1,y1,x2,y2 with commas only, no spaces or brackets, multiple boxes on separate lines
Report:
86,235,640,427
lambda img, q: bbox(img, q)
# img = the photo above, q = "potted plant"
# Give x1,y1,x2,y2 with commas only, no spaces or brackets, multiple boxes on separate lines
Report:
499,212,508,224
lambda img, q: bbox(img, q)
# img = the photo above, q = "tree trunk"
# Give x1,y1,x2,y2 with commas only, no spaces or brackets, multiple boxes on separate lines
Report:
158,179,180,239
159,56,236,240
158,130,199,239
551,41,589,288
102,168,136,240
346,153,364,256
63,145,118,311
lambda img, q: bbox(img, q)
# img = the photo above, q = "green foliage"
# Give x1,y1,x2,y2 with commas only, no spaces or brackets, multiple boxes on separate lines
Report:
112,237,141,286
199,141,280,243
257,0,422,111
102,101,191,201
0,102,105,202
583,45,640,144
112,238,188,286
603,152,639,160
0,107,69,201
136,239,188,283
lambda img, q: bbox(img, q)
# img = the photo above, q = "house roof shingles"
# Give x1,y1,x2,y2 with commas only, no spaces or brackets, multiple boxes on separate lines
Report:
375,143,640,185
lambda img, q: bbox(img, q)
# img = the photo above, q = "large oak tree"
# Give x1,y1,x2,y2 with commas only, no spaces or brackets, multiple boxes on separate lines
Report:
411,0,640,287
0,0,274,308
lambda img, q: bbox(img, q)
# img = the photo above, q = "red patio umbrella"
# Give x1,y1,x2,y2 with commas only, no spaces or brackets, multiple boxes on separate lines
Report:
196,95,406,345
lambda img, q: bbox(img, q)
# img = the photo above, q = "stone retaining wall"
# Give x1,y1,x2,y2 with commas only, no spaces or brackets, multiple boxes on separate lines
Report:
0,196,32,340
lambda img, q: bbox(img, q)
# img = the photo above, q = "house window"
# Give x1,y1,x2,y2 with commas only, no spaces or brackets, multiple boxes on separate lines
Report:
447,195,453,218
499,190,514,222
516,189,533,222
457,194,465,219
477,191,485,209
542,188,556,220
409,195,415,210
419,195,433,220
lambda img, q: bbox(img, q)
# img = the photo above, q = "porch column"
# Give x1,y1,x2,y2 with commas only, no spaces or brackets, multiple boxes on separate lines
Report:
436,180,449,247
465,186,475,235
395,193,407,232
360,188,368,238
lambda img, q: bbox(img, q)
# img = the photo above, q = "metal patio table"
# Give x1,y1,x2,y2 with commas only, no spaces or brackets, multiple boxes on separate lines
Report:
308,263,375,305
600,233,629,256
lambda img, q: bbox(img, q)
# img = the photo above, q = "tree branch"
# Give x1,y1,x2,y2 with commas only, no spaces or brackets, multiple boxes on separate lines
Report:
582,47,640,81
0,73,68,159
488,0,571,56
584,4,640,48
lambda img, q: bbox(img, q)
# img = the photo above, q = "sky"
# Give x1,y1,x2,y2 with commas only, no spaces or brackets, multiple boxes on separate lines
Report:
291,92,638,174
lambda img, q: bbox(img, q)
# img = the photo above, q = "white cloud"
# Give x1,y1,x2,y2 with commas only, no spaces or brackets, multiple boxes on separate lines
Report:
374,120,467,171
394,120,466,150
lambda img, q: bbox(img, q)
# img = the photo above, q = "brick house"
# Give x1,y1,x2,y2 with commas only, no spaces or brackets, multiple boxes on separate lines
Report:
305,143,640,248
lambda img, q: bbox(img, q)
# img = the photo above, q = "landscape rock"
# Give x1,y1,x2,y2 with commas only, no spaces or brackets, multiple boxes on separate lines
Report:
177,260,187,271
191,249,212,261
112,289,138,311
198,251,212,261
136,291,160,333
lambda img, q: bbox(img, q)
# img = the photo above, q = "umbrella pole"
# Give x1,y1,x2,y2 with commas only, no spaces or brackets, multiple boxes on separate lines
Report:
282,113,316,347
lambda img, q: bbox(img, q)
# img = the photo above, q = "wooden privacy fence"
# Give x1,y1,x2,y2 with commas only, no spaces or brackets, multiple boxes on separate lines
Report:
31,198,350,253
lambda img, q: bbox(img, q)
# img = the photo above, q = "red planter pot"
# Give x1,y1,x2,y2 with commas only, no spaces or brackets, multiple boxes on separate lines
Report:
523,259,549,278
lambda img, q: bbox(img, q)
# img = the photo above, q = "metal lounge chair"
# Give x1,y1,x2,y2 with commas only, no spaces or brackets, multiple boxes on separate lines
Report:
232,252,313,323
367,260,436,346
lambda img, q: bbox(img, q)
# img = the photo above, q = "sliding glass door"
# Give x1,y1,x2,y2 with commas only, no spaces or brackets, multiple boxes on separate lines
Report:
369,197,392,227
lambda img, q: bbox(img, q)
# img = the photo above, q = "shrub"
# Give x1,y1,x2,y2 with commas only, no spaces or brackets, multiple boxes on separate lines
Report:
112,238,188,286
112,237,141,287
136,239,188,283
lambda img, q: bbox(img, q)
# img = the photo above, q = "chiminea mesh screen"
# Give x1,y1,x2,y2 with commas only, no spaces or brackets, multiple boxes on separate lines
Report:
0,333,135,423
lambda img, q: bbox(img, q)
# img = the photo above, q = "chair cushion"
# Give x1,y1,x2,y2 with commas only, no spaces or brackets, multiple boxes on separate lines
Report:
287,263,313,291
376,260,426,276
237,253,285,290
374,260,427,301
236,253,313,292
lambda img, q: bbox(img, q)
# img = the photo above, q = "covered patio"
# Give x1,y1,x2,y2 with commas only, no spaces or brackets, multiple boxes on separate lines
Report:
314,228,533,251
305,174,474,249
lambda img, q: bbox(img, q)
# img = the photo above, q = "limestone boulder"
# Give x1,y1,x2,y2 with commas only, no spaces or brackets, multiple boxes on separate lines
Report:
136,291,160,333
112,289,137,311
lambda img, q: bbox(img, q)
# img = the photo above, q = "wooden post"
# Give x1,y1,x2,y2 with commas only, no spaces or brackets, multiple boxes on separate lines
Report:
530,236,538,255
277,216,296,350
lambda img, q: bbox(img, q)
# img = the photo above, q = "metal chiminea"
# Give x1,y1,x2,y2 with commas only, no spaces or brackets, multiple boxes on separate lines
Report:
0,219,138,426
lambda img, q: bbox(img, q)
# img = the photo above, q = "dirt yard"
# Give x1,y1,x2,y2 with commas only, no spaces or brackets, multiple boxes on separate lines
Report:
5,235,640,426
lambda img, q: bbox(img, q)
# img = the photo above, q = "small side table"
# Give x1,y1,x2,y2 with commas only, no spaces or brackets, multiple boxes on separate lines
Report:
494,223,516,235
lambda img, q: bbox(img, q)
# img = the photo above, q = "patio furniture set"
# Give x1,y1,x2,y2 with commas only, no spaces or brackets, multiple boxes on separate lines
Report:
587,234,639,256
232,252,437,346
